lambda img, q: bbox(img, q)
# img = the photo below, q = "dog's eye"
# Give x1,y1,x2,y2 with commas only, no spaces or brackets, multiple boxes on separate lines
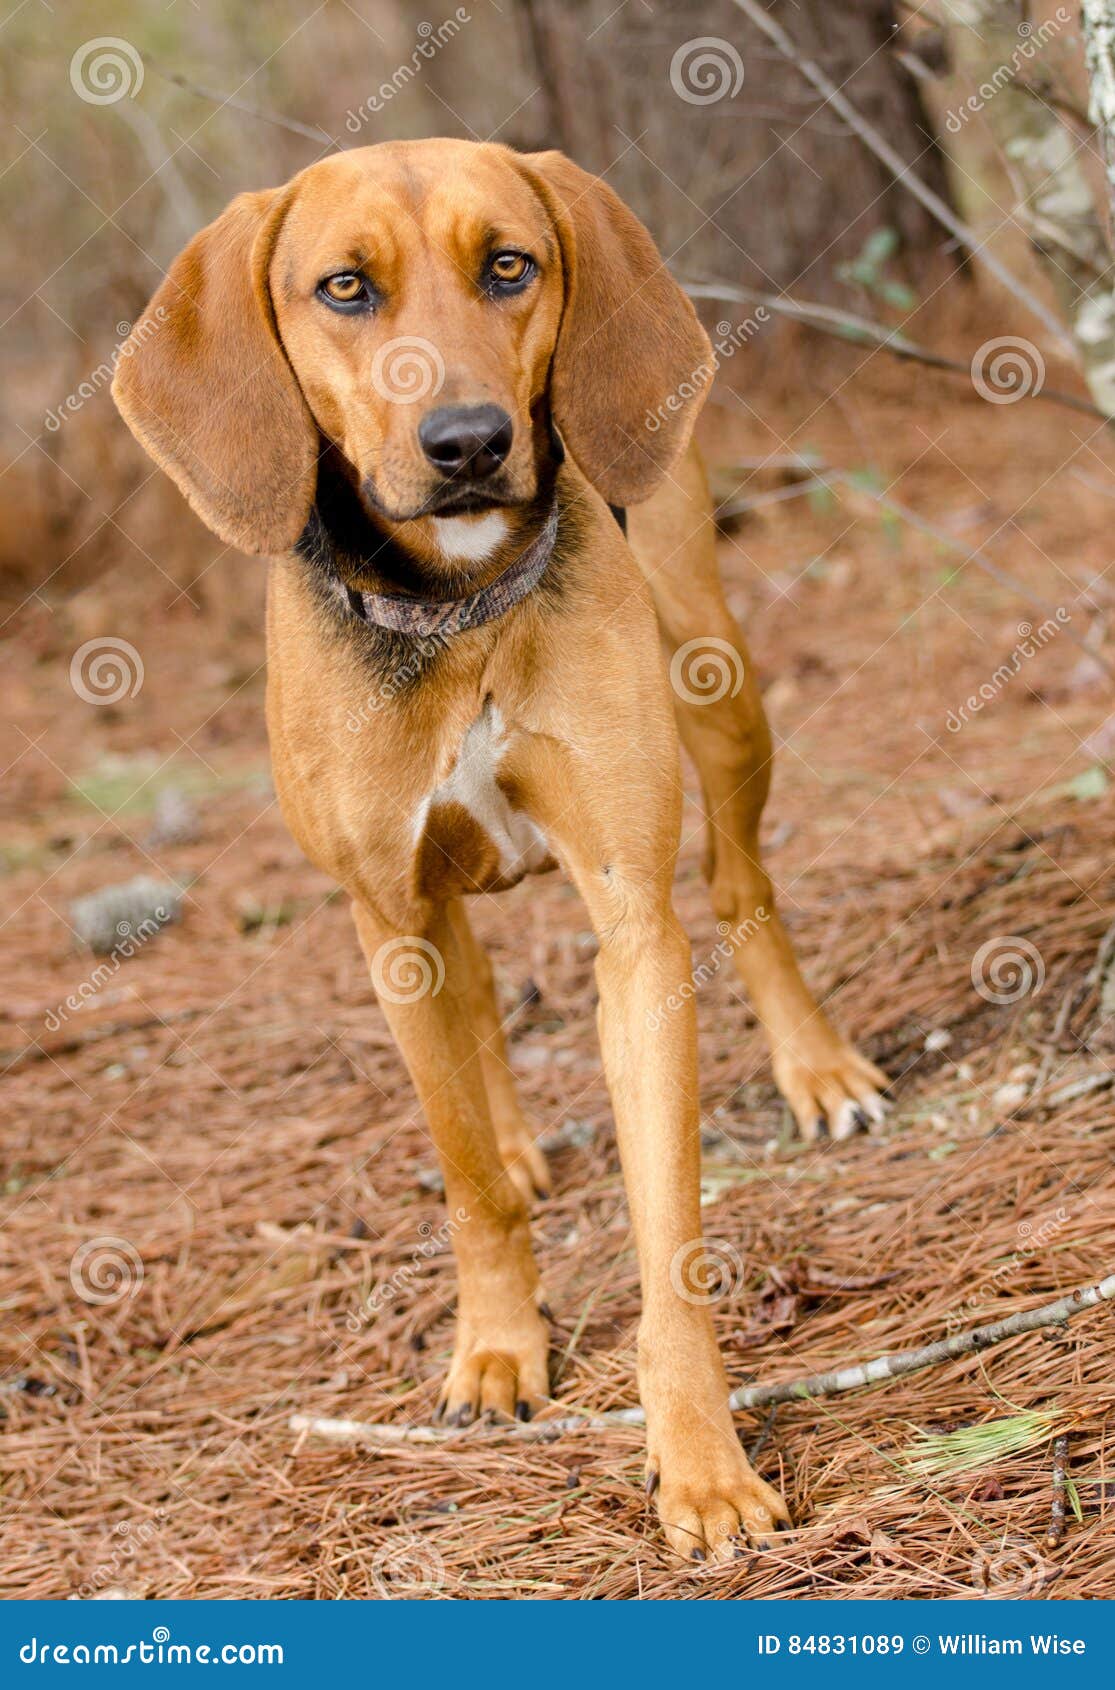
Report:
487,251,535,291
319,273,372,310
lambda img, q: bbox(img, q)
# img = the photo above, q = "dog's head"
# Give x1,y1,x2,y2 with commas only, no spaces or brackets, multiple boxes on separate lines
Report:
113,140,713,555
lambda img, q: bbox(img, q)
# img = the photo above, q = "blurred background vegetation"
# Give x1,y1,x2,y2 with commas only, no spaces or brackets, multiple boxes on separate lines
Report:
0,1,1100,616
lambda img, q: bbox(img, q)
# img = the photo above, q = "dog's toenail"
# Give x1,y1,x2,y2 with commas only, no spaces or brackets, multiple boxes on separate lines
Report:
538,1302,553,1322
515,1399,532,1421
813,1116,828,1140
691,1548,705,1562
851,1105,869,1132
645,1469,660,1498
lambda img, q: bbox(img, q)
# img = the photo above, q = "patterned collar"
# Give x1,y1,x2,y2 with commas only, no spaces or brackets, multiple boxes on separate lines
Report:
333,499,560,640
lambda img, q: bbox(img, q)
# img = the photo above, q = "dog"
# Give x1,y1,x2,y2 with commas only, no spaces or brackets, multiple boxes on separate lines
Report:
113,138,886,1561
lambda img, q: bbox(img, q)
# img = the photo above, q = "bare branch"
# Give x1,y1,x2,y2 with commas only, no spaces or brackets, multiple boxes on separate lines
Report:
684,277,1105,419
141,54,338,149
727,0,1074,351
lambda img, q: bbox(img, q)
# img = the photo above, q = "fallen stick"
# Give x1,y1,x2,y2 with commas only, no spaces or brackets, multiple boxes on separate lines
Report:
728,1274,1115,1410
290,1273,1115,1445
288,1412,599,1447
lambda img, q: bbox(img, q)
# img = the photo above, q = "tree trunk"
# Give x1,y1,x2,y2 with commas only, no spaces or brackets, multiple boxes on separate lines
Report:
511,0,949,294
952,0,1115,415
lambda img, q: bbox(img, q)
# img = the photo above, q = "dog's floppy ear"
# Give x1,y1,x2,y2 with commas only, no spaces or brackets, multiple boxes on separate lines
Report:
112,189,317,555
520,151,713,505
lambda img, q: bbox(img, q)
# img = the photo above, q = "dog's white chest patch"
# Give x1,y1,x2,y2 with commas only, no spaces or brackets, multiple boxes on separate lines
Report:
415,701,552,890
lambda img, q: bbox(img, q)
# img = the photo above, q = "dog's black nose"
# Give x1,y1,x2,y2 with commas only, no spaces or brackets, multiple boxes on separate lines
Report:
418,404,513,478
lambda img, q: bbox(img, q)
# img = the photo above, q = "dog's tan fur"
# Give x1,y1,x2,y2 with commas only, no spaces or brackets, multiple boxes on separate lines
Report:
114,139,885,1560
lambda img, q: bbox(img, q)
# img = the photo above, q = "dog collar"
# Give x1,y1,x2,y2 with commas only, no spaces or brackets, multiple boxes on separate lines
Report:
335,500,560,640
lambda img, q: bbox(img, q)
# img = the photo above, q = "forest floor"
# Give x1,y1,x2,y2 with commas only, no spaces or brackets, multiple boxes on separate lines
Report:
3,337,1115,1599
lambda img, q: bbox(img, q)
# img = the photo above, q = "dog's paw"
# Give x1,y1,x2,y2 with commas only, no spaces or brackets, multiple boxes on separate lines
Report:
647,1427,790,1562
436,1301,550,1423
772,1023,888,1143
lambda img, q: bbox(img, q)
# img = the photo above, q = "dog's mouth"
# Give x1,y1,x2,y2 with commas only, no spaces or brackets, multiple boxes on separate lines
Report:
361,476,522,526
425,484,520,518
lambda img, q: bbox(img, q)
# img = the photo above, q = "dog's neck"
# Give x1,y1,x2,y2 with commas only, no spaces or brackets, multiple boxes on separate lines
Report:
296,446,560,605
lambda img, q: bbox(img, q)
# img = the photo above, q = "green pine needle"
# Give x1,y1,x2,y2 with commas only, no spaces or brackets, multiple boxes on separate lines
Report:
900,1411,1058,1479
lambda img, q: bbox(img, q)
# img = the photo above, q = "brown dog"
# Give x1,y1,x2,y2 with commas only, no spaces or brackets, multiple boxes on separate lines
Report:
114,139,885,1560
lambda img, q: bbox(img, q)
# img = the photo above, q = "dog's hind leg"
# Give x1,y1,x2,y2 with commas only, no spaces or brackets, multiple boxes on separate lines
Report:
445,899,550,1203
627,444,887,1141
352,897,549,1420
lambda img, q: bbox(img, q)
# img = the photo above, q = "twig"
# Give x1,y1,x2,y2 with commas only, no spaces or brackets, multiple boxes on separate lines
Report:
290,1273,1115,1446
288,1412,602,1447
727,0,1074,351
140,54,338,149
746,1404,778,1465
684,278,1104,420
1047,1431,1070,1548
729,1273,1115,1410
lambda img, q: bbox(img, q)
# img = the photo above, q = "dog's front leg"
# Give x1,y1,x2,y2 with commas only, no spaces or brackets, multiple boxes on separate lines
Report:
596,899,788,1560
516,741,789,1560
352,898,549,1421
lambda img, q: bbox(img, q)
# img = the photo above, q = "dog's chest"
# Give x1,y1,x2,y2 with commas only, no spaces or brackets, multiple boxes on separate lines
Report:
413,701,555,898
